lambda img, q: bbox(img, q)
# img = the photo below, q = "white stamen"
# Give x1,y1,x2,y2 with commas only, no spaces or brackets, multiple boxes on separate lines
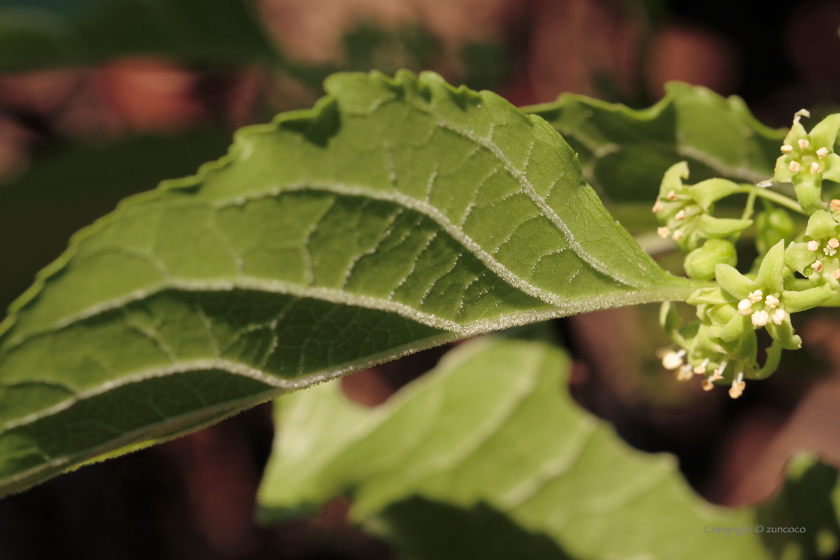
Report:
674,209,686,221
764,295,780,308
757,179,773,188
657,226,671,239
799,138,810,150
672,230,684,241
811,162,821,174
824,247,836,257
737,298,753,315
662,349,686,370
652,201,663,213
831,199,840,212
677,365,694,381
808,240,820,252
748,290,763,304
789,161,801,173
729,374,746,399
703,366,725,391
828,238,838,249
813,260,824,273
781,145,793,154
818,147,830,159
751,309,769,327
666,190,678,201
772,308,786,326
693,358,710,375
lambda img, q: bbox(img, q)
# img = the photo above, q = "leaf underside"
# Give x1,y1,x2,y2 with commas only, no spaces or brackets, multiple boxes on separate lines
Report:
258,337,775,560
0,70,699,496
524,82,786,204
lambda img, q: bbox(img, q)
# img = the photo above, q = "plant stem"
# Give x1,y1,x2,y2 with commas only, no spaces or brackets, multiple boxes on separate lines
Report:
741,187,758,220
737,185,806,215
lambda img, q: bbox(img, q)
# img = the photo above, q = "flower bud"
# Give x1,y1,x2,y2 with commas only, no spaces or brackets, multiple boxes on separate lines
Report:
683,239,737,281
755,209,795,255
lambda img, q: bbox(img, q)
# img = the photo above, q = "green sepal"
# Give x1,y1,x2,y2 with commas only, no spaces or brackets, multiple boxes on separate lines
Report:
657,161,689,198
816,289,840,306
794,174,825,213
784,241,817,274
716,263,755,299
822,153,840,183
688,178,741,210
677,321,701,350
808,114,840,151
696,215,752,238
730,329,758,364
766,315,802,350
805,210,838,240
720,313,752,342
686,287,728,306
781,284,836,313
659,302,683,344
707,302,736,325
774,154,793,183
784,118,808,146
752,341,783,380
755,240,786,293
694,323,724,355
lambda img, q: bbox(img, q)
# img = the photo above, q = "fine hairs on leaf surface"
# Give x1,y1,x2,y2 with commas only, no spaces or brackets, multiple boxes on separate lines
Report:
0,70,701,497
259,336,837,560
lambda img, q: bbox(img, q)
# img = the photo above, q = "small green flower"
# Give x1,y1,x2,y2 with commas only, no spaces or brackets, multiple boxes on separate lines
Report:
659,297,774,398
653,162,751,251
714,241,834,350
659,302,730,384
784,210,840,287
666,241,832,397
774,111,840,213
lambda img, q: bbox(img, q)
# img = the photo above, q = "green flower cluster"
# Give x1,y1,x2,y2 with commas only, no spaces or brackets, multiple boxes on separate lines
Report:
773,110,840,213
785,210,840,286
652,162,751,252
655,110,840,399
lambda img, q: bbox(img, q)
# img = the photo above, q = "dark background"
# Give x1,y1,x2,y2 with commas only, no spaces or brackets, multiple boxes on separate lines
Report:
2,0,840,558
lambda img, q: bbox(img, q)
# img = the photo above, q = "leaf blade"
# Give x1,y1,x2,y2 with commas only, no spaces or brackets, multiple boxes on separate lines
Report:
0,70,699,496
258,337,773,560
524,82,786,204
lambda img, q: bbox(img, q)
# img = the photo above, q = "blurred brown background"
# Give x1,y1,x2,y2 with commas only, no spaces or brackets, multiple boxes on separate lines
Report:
3,0,840,558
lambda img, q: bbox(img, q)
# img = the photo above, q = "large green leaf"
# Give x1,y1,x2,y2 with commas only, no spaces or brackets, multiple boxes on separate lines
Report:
0,0,279,70
524,82,786,204
258,336,785,560
0,70,699,497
